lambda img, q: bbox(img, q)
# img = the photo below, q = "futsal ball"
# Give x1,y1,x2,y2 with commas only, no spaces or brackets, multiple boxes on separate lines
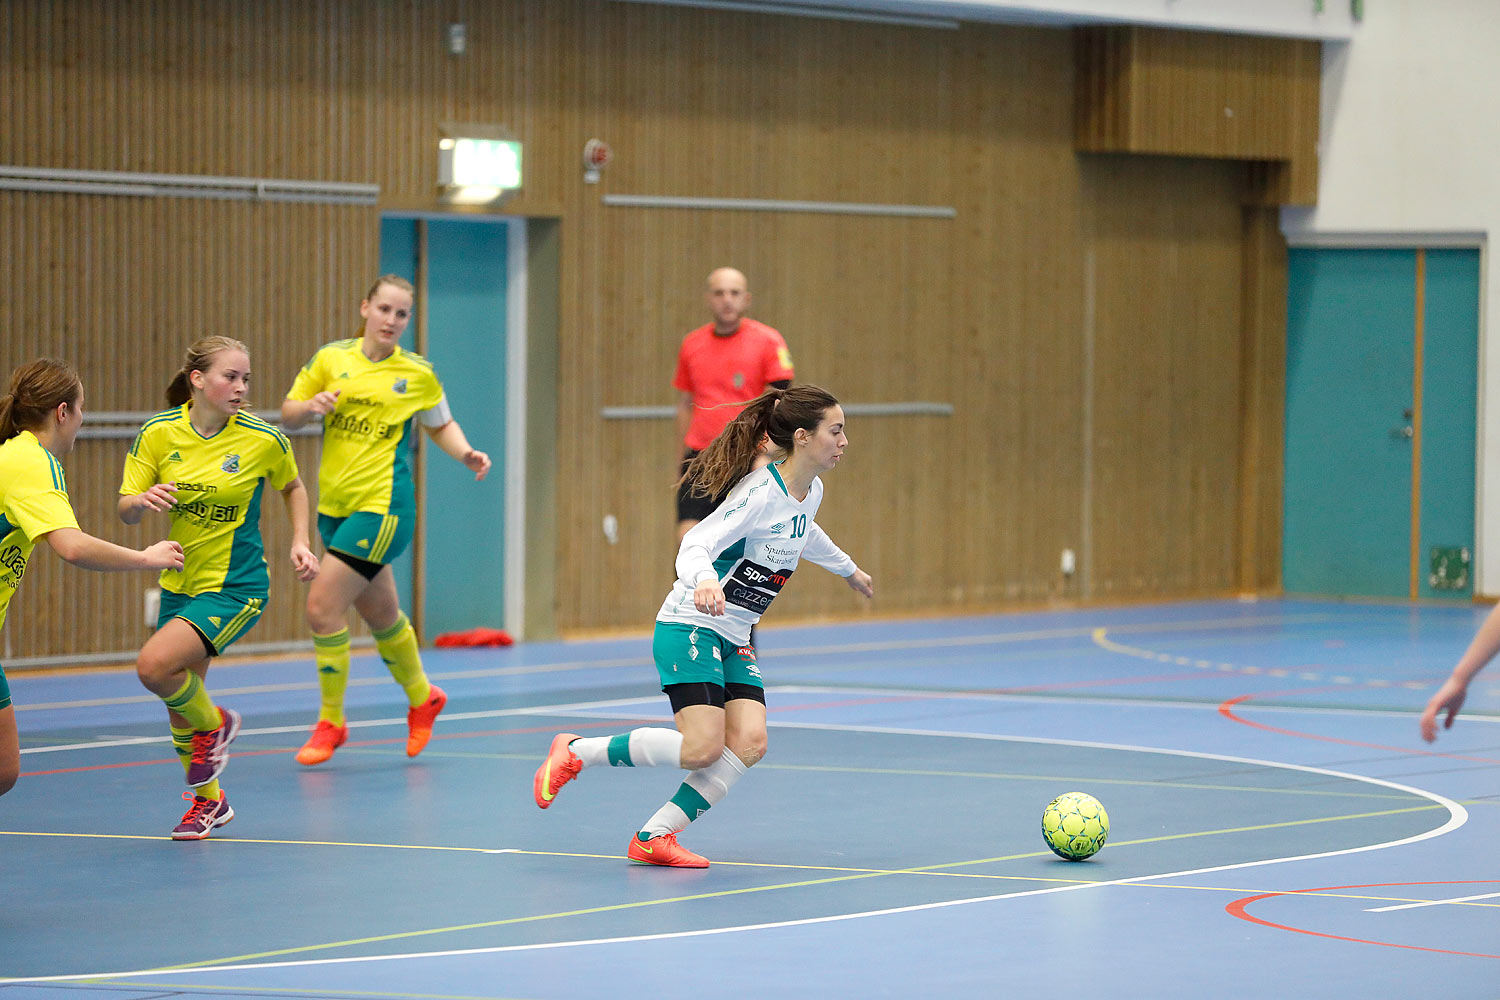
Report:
1041,791,1109,861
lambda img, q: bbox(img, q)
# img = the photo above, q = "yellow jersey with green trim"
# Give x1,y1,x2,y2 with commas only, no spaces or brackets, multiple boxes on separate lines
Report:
120,404,299,597
0,431,80,633
286,340,445,517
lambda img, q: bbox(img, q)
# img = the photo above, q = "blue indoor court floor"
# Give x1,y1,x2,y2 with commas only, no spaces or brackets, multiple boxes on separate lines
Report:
1,598,1496,998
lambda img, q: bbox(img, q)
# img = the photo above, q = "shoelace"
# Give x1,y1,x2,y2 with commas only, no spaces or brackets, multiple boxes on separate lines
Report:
179,791,209,821
189,727,219,765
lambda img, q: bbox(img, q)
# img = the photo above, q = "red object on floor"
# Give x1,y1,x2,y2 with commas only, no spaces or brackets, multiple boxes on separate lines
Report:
434,627,515,647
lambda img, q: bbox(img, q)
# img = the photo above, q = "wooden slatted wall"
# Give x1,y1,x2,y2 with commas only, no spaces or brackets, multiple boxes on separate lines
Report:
1,1,1306,661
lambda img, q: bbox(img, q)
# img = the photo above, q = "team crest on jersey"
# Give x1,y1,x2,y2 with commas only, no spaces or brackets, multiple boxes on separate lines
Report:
221,454,240,474
393,378,408,394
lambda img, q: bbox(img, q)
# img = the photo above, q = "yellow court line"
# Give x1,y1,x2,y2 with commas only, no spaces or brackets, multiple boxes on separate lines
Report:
144,800,1451,971
764,763,1420,801
159,852,1091,971
0,830,511,853
1,799,1443,863
68,983,514,1000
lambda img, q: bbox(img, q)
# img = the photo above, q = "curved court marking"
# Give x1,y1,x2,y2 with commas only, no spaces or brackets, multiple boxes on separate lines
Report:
1092,627,1432,688
1,723,1466,985
1226,881,1500,959
1218,691,1500,763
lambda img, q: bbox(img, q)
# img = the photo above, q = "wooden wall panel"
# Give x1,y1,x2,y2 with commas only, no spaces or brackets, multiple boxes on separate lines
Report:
1075,25,1320,206
3,1,1298,660
1082,155,1247,598
1237,207,1287,591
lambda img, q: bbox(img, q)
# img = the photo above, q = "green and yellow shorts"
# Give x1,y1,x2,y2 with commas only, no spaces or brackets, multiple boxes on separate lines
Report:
158,589,266,656
318,511,413,572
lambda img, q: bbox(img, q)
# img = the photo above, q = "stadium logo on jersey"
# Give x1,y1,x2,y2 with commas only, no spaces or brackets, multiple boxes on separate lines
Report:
220,454,240,474
392,378,408,394
166,451,183,462
724,559,793,613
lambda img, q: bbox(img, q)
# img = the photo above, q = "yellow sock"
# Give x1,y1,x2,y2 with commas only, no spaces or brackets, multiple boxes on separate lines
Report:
373,613,430,708
171,725,220,799
313,628,351,726
162,673,219,732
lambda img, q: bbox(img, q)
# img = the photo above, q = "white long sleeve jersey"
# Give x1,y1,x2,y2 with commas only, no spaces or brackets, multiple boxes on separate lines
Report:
656,463,857,646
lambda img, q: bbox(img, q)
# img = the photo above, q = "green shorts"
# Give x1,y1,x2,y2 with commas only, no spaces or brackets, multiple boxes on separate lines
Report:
0,662,10,711
159,589,266,656
318,511,413,567
651,622,763,690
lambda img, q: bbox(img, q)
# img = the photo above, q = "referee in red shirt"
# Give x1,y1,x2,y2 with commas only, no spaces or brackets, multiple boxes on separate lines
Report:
673,267,795,542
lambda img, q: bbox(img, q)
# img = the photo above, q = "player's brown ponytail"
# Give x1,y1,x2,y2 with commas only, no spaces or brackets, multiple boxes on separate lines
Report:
0,358,83,442
680,385,840,500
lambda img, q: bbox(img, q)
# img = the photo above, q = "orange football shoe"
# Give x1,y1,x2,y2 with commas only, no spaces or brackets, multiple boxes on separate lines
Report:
406,685,447,757
627,832,709,868
295,719,348,766
533,732,582,809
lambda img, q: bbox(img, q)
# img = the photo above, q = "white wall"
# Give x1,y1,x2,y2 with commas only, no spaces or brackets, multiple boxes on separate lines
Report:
1281,0,1497,591
652,0,1356,38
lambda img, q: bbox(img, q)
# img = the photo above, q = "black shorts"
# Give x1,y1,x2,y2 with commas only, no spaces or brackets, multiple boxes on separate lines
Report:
329,547,385,581
675,450,730,524
665,681,767,713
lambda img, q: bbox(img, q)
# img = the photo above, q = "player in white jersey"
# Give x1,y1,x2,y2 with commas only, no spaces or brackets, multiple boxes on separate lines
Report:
532,385,873,867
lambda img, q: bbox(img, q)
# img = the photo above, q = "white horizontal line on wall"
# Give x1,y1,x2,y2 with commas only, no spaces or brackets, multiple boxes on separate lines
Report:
0,166,378,205
602,402,954,419
602,193,957,219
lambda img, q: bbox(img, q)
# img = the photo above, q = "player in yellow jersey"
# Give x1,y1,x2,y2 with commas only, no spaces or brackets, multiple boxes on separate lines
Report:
282,275,490,766
119,337,318,839
0,359,183,799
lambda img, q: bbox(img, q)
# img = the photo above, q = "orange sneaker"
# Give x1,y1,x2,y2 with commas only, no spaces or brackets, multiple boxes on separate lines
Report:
295,719,348,766
533,732,582,809
627,832,709,868
406,684,447,757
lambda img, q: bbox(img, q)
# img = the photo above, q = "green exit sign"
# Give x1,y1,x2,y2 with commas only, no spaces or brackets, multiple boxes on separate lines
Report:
439,137,522,202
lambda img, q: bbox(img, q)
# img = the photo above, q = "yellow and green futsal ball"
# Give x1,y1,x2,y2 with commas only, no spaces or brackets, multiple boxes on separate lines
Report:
1041,791,1110,861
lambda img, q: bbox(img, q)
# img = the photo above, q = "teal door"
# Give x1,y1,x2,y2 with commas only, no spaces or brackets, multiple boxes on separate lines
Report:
380,216,512,636
1283,247,1478,598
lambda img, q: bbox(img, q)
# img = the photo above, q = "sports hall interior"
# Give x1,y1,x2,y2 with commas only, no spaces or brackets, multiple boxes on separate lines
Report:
3,2,1497,998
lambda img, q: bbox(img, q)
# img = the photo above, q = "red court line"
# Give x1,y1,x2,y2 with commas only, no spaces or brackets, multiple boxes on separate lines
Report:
1217,691,1500,764
1226,881,1500,960
18,717,653,779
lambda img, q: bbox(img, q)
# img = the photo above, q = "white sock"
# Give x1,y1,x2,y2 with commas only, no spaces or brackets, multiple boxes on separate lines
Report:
571,727,683,769
639,748,748,838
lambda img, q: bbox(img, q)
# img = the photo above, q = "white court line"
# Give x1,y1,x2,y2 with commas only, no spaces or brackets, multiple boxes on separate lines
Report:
12,612,1341,713
1368,890,1500,912
18,696,664,755
0,717,1466,984
23,682,1490,758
